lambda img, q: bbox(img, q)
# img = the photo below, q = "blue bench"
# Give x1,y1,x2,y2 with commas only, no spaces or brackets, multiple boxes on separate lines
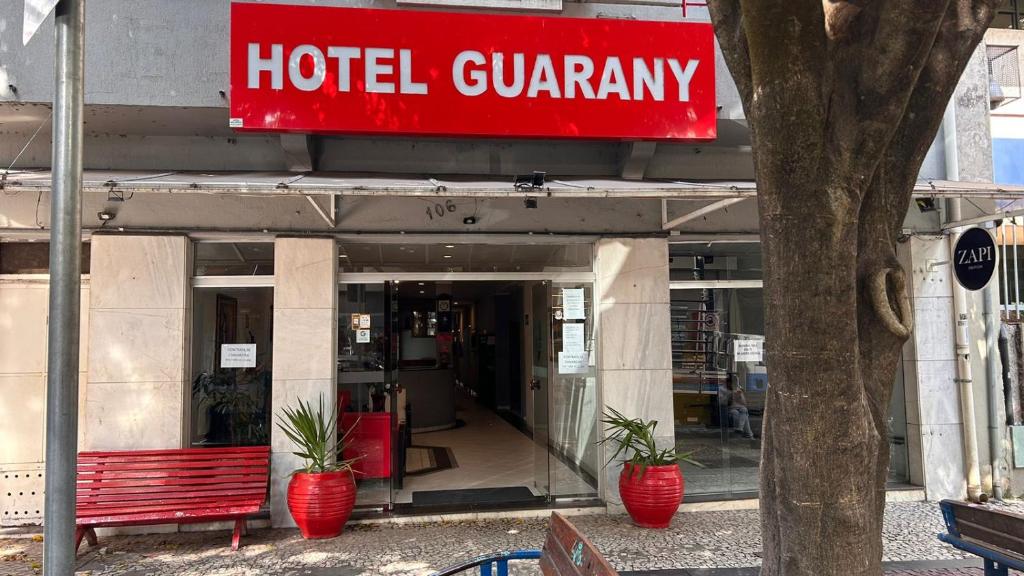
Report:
431,512,618,576
938,499,1024,576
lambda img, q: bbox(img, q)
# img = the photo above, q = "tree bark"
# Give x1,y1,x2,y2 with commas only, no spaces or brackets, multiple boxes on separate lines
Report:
705,1,1001,574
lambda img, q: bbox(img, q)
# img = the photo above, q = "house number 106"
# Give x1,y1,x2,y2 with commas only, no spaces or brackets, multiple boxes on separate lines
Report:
426,200,457,220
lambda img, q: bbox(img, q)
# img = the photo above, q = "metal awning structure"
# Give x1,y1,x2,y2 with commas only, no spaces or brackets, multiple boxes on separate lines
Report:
2,169,1024,200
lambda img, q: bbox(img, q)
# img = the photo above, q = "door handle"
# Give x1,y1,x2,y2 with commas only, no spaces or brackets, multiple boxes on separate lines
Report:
529,378,542,391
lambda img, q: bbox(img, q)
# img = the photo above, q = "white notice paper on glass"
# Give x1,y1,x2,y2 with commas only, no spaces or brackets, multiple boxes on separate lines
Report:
356,329,371,343
734,339,763,363
221,344,256,368
558,351,589,374
359,314,371,329
562,323,585,353
562,288,585,320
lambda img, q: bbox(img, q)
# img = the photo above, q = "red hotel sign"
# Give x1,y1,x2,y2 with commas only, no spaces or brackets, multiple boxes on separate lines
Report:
229,3,716,141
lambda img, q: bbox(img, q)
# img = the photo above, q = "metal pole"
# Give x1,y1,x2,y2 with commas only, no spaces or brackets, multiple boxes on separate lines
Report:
43,1,84,575
1002,220,1009,320
1007,218,1015,319
984,222,1006,501
948,199,984,502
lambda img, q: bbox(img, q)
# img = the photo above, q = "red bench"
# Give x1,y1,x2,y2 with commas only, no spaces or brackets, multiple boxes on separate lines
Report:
75,446,270,552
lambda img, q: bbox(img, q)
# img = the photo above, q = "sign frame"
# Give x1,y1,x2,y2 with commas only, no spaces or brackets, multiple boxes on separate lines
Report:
953,227,997,291
229,3,717,141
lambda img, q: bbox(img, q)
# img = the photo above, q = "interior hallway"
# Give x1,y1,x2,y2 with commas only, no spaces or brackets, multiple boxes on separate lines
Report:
393,391,595,504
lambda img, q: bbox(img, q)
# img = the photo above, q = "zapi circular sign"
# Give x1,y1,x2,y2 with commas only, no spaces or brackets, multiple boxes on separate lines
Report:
953,227,997,291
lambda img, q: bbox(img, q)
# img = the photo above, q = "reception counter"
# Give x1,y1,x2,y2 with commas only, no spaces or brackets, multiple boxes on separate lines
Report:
399,367,456,433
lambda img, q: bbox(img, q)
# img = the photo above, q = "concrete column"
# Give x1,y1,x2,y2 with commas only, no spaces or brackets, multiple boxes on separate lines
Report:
270,238,337,527
900,236,966,500
84,235,189,451
899,42,996,501
596,238,673,510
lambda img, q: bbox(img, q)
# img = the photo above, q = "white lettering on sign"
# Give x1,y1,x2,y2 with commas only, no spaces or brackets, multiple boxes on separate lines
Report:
564,56,596,99
365,48,396,93
453,50,488,96
248,43,283,90
247,44,699,102
250,44,430,95
452,52,698,102
289,44,327,92
957,246,994,266
328,47,360,91
493,53,525,98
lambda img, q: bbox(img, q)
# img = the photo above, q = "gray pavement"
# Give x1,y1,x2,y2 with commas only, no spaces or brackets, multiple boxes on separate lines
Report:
1,501,1021,576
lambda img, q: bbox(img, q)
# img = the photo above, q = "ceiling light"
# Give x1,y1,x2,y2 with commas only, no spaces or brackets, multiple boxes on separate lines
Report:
418,282,425,286
419,290,425,294
339,254,348,258
444,255,453,259
445,245,455,248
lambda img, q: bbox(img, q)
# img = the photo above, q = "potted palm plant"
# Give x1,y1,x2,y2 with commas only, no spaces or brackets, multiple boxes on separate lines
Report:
600,407,702,529
277,395,359,539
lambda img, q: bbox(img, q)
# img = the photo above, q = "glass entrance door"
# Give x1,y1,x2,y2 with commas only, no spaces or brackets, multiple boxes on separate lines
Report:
338,282,397,508
548,282,600,498
531,282,551,497
530,281,601,501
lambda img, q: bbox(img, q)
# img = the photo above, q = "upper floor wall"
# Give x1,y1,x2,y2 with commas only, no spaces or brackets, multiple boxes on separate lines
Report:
0,0,743,119
0,1,996,183
986,28,1024,185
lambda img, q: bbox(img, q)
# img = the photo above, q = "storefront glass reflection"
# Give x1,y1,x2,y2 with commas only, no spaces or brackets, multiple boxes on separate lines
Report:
189,286,274,447
338,283,395,508
670,243,910,497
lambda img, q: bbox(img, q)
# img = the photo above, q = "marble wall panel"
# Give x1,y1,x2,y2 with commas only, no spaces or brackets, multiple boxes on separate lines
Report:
596,238,670,305
912,297,956,362
90,235,187,310
598,303,671,371
0,285,48,374
273,238,336,309
272,309,336,382
87,308,185,384
0,374,45,464
920,423,968,500
84,381,182,450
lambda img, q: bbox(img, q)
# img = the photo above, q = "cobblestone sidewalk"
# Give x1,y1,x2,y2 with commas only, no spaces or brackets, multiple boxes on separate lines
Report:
1,501,1021,576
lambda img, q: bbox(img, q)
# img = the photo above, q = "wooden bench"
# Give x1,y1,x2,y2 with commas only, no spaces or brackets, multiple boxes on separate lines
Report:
938,499,1024,576
75,446,270,553
431,512,617,576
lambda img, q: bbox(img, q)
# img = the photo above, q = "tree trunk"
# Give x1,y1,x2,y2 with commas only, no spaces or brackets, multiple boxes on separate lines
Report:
704,2,998,574
757,175,903,576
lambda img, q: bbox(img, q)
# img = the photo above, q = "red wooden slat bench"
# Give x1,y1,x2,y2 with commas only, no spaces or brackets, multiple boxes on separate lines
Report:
75,445,271,553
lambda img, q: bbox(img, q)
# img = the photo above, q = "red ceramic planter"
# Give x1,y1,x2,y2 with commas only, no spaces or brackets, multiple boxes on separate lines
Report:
287,470,356,539
618,463,684,529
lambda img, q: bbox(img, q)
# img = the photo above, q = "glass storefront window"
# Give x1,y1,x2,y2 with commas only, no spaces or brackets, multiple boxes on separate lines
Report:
0,241,91,274
189,286,274,447
337,242,592,273
672,286,765,497
194,242,274,276
670,241,911,497
338,283,395,508
669,242,762,282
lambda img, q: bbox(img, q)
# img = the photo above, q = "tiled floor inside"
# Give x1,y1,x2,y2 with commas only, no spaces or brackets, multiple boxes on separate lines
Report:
392,395,596,504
